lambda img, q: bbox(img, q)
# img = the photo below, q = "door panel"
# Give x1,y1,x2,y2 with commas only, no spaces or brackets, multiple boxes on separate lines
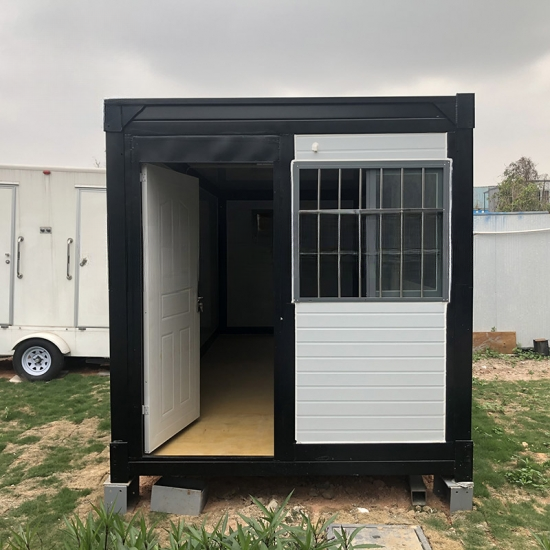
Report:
76,189,108,327
13,172,76,327
0,186,15,325
143,164,200,453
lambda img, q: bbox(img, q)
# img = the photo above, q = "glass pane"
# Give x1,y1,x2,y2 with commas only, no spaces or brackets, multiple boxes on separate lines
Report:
362,214,380,297
298,169,319,210
363,169,380,209
300,214,318,253
403,213,422,295
340,215,358,254
423,212,443,295
381,213,401,292
424,168,444,208
320,255,338,297
341,254,359,297
341,169,361,209
300,255,318,297
382,169,401,209
403,169,422,208
319,169,339,209
423,212,443,251
319,214,339,253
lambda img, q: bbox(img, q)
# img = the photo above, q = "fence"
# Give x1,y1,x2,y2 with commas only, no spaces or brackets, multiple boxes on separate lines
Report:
473,212,550,346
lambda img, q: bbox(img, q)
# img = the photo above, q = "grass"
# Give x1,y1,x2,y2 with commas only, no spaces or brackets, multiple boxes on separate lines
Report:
426,377,550,549
3,369,550,548
0,373,110,547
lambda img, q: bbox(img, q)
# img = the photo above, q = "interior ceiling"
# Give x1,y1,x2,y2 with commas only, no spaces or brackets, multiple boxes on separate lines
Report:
169,163,273,191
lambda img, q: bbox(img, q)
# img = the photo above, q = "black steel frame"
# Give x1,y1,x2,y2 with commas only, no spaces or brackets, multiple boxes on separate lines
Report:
105,95,474,484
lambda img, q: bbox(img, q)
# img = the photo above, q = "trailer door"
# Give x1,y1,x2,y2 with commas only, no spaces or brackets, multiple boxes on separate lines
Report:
142,164,200,453
76,188,108,328
0,186,15,325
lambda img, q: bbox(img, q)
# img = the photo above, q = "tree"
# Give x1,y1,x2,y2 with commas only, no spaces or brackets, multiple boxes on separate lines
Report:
495,157,549,212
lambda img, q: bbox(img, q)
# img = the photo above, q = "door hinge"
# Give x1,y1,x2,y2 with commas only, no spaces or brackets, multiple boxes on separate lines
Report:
140,172,146,183
142,405,149,415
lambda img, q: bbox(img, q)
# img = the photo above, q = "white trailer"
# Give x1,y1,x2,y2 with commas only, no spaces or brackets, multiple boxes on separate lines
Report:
0,165,109,380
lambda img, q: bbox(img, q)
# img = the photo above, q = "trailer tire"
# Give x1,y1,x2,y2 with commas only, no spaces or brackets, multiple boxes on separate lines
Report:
13,339,65,382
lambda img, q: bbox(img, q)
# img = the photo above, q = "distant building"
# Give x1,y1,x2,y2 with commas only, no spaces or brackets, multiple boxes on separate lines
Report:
473,186,498,212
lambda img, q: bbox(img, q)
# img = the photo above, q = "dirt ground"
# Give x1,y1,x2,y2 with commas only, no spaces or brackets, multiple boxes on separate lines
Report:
472,356,550,381
3,354,549,549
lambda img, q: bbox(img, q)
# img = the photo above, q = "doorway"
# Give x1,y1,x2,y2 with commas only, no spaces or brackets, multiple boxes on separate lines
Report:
142,163,275,456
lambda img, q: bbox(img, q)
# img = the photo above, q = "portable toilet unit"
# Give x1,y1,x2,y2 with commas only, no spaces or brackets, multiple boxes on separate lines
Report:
104,95,474,510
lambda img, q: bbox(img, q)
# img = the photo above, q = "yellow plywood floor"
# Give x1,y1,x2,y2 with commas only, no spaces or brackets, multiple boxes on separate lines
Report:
154,334,274,456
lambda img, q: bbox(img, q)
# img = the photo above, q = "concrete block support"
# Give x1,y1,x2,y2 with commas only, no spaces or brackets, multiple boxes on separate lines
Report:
104,476,139,514
150,477,208,516
434,476,474,512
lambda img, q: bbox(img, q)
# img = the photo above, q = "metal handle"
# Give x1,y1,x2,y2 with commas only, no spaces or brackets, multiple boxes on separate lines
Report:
16,237,23,279
66,238,73,280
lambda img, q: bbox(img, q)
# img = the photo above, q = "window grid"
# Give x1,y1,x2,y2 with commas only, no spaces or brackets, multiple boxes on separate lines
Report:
297,166,445,299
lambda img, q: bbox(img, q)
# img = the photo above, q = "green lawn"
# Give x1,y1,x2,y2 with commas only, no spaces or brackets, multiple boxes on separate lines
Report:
425,377,550,548
2,370,550,549
0,374,110,547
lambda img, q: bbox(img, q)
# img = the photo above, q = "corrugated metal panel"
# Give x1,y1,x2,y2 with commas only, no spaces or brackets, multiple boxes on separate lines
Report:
473,212,550,345
295,301,446,444
294,133,447,161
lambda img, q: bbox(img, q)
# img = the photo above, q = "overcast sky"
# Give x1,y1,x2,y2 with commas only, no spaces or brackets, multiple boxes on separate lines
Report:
1,0,549,186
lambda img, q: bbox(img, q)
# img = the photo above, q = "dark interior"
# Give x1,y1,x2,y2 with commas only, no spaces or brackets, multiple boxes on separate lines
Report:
163,162,274,348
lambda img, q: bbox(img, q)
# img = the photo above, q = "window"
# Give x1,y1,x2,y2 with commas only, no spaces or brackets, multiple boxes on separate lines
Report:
292,161,450,300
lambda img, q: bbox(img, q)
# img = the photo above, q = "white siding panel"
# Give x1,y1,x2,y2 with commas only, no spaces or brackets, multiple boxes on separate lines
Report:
295,302,446,444
295,133,447,161
297,342,444,357
299,431,443,444
297,372,445,387
299,401,444,417
297,313,445,329
301,416,444,431
297,328,444,343
298,386,441,402
298,357,444,372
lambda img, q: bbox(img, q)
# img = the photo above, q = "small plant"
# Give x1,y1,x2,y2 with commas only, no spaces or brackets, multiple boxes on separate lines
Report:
505,457,548,489
1,495,372,550
532,531,550,550
513,347,550,361
473,347,503,362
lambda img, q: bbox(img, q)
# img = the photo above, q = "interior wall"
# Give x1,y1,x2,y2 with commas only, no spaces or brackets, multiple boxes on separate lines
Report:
226,200,274,328
199,189,219,345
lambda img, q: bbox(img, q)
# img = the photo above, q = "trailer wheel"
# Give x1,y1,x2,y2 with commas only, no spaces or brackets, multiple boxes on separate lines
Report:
13,339,64,382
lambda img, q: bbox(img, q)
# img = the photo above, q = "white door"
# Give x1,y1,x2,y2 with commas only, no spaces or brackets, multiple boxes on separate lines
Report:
0,186,16,325
12,172,76,327
142,164,200,453
76,188,109,327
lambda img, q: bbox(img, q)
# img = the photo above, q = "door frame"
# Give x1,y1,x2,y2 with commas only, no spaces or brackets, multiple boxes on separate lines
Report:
116,136,289,463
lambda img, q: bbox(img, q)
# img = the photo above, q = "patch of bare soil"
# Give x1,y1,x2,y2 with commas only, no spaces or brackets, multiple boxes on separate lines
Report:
0,419,109,517
5,418,103,468
473,357,550,381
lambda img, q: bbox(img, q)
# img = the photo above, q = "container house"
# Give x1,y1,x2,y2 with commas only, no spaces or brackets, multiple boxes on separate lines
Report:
104,95,474,508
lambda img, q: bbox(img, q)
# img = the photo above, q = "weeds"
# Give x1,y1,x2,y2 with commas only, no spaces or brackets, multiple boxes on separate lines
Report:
533,531,550,550
472,346,550,364
505,457,548,489
1,497,373,550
